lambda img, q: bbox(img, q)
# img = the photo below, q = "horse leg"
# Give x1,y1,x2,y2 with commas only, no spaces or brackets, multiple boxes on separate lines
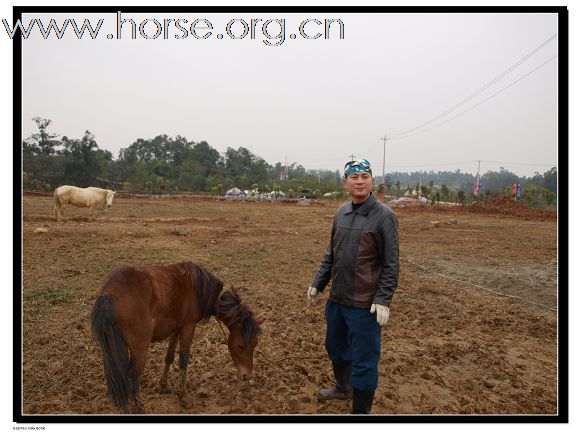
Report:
160,333,179,393
127,342,150,414
55,205,63,221
88,205,95,222
123,319,153,413
176,323,197,397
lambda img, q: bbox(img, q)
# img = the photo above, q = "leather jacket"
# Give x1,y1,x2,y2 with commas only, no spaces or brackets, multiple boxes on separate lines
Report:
312,193,399,308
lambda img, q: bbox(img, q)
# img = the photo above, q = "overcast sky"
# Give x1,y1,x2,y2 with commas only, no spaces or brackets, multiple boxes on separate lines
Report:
20,11,558,177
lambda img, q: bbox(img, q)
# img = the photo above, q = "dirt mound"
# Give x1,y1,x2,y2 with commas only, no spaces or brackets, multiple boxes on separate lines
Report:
395,196,556,221
468,196,557,220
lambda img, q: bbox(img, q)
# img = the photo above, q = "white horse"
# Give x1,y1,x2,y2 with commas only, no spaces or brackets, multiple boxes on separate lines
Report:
54,185,116,222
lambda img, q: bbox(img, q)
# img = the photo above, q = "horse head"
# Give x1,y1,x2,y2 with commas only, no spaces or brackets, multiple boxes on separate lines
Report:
105,190,116,208
216,288,262,380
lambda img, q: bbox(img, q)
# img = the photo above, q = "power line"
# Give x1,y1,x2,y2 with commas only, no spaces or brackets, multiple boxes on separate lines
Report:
393,55,557,141
310,37,558,170
360,139,383,156
391,34,557,139
290,154,556,172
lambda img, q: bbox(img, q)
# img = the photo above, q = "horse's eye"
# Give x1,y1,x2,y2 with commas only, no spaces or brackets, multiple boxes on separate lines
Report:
238,345,245,351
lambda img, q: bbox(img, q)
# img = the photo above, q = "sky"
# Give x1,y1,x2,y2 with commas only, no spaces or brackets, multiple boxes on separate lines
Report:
19,10,559,177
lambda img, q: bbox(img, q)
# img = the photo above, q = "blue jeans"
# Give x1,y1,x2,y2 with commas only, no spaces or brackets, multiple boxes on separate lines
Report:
325,300,382,391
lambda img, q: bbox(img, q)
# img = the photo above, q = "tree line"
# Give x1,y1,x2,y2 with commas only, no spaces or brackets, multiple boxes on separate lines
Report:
22,117,557,206
378,166,557,206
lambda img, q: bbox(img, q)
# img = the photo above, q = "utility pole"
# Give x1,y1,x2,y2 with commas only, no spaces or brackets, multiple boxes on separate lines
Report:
380,136,388,186
349,154,355,161
474,160,481,196
284,155,288,181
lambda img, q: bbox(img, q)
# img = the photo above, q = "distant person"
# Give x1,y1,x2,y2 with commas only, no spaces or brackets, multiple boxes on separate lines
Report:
307,159,399,414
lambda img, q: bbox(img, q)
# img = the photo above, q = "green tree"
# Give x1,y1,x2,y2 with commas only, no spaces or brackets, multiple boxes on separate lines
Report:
61,131,102,186
440,184,450,201
145,180,153,195
177,159,206,192
156,176,167,195
528,184,538,206
542,167,557,193
190,141,221,176
540,187,556,207
25,117,61,156
480,167,519,192
383,176,393,194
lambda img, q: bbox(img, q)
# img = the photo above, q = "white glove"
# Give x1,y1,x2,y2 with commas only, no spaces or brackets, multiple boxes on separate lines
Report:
307,286,319,303
370,304,390,326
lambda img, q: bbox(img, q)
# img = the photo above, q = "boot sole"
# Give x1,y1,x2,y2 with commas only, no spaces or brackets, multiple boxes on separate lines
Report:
317,393,352,401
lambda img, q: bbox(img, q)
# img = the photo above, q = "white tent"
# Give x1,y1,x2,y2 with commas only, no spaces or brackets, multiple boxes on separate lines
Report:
225,187,243,196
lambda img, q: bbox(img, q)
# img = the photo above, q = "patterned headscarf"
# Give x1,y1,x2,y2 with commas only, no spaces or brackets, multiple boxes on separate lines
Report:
344,159,372,179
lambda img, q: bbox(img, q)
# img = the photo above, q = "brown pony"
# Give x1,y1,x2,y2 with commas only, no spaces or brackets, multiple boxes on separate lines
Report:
90,262,261,413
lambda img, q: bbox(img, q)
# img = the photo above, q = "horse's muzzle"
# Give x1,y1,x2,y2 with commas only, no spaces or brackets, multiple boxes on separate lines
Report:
237,368,252,381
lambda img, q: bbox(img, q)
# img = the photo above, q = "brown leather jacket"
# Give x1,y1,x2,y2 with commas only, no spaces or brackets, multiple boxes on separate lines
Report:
311,193,399,308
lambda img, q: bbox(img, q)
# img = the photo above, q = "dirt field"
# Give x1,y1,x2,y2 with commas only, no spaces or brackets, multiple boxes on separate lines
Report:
21,194,558,415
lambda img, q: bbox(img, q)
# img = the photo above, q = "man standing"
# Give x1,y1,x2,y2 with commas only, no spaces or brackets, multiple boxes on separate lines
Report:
308,159,399,414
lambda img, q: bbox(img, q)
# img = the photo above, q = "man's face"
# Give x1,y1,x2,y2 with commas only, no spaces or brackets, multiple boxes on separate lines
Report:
344,172,373,203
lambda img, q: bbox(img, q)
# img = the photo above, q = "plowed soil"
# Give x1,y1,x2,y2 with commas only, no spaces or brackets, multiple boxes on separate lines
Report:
21,194,558,415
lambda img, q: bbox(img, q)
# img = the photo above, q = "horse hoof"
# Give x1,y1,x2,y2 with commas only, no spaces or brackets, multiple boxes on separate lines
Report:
159,384,170,394
179,396,191,409
131,400,146,414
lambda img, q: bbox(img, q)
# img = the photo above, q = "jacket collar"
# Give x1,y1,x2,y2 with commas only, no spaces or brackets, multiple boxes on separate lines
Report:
342,192,377,216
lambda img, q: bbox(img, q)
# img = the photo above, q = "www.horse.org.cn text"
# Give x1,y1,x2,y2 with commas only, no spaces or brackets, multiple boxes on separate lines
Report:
2,11,346,46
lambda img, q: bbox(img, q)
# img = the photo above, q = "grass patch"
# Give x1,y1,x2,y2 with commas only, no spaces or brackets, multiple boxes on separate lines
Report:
24,286,74,307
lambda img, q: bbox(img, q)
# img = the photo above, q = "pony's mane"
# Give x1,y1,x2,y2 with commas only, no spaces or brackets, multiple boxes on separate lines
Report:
175,262,223,318
216,288,262,344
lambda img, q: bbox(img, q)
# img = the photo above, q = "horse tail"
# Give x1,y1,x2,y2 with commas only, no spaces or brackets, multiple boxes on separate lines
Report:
53,190,61,220
91,294,138,412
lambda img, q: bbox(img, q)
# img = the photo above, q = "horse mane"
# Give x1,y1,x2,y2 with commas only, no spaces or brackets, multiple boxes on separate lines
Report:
216,288,262,344
175,262,224,319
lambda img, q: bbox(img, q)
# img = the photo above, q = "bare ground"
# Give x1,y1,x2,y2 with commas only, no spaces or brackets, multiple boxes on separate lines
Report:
21,195,558,415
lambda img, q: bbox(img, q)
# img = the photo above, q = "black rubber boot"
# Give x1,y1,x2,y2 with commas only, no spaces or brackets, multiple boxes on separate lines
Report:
352,388,375,414
317,363,353,401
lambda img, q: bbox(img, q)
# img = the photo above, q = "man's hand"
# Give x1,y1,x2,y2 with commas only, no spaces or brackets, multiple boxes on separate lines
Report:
307,286,319,303
370,304,390,326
